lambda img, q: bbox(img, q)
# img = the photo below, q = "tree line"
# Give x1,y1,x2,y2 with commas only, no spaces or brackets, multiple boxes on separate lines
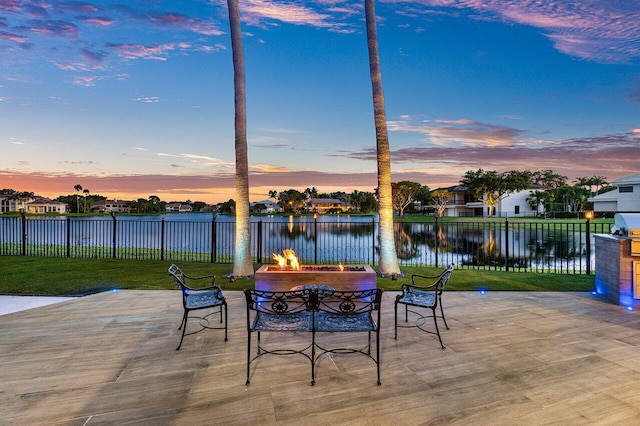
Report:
1,170,611,216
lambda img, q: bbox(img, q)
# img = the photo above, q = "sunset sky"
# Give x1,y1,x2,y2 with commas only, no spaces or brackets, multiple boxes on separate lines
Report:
1,0,639,204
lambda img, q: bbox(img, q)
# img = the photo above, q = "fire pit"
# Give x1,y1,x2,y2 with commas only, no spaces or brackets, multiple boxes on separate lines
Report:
255,250,376,292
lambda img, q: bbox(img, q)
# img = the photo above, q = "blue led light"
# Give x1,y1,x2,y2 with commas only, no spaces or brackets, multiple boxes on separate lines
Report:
479,289,486,295
626,306,634,311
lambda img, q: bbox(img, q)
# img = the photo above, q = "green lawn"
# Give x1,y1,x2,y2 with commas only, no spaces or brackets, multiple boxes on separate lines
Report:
0,255,596,296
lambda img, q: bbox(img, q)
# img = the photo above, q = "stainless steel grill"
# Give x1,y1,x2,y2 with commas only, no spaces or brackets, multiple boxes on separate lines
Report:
614,213,640,255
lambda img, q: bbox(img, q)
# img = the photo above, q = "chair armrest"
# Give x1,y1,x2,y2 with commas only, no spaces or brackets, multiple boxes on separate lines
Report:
401,281,439,293
410,273,441,283
182,274,217,291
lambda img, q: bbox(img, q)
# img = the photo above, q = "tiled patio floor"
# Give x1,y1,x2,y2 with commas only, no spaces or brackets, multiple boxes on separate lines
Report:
2,290,640,425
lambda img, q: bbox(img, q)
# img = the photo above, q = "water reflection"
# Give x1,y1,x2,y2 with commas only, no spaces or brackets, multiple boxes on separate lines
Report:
0,214,607,272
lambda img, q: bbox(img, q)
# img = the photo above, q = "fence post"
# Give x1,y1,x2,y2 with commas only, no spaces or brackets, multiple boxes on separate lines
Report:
111,212,117,259
66,216,71,258
257,219,263,264
20,210,26,256
160,218,165,261
211,213,217,264
434,216,439,268
504,217,509,272
313,215,318,264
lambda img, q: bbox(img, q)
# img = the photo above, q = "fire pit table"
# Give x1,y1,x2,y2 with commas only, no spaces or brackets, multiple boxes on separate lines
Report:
255,264,377,293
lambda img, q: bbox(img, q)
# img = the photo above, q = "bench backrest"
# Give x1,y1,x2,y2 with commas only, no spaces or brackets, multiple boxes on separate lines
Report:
244,288,382,313
244,289,311,315
315,288,383,315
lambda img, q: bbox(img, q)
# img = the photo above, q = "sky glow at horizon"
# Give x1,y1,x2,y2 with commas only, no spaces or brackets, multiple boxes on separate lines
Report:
1,0,639,204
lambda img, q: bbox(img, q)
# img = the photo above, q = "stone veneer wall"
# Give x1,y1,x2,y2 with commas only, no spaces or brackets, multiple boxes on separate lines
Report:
594,234,636,307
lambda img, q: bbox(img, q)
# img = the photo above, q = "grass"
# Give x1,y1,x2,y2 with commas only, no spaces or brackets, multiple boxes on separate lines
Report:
0,255,595,296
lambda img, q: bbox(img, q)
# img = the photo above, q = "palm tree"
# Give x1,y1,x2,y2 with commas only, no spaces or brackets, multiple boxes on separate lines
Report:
227,0,253,278
364,0,400,277
83,188,90,213
74,184,82,214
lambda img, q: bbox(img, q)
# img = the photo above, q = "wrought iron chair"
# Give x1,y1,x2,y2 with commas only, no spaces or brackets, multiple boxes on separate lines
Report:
244,289,314,385
314,288,383,385
394,263,454,348
168,264,227,350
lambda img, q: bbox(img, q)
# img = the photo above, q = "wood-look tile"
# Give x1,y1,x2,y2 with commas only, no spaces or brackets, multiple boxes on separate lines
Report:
3,290,640,424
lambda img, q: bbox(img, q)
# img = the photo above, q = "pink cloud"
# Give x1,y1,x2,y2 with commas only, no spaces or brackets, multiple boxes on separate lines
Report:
387,117,525,147
0,30,29,43
147,12,224,36
383,0,640,63
107,42,183,61
80,16,115,27
25,19,79,37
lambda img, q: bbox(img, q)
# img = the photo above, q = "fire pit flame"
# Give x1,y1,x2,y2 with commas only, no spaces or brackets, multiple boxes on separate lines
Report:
272,249,300,270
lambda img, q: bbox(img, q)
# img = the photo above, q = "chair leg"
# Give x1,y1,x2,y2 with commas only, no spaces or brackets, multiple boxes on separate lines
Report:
376,328,381,386
176,310,189,350
311,329,316,386
178,310,188,331
439,298,449,330
224,304,228,341
432,308,445,349
394,301,398,340
246,331,251,385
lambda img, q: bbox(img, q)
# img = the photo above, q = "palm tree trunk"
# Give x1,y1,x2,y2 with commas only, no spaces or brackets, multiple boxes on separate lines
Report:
365,0,400,276
227,0,253,277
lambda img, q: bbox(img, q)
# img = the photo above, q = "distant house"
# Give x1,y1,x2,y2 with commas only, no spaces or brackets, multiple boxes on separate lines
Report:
437,185,543,217
165,203,193,213
307,198,349,214
26,197,67,214
589,173,640,213
90,199,131,213
0,195,30,213
250,200,281,214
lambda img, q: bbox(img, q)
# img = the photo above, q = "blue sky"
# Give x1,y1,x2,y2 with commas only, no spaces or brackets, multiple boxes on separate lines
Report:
1,0,639,203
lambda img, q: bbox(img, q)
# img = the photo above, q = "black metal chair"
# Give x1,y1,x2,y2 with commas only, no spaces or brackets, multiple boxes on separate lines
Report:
244,289,314,385
314,288,383,385
168,264,227,350
394,263,454,348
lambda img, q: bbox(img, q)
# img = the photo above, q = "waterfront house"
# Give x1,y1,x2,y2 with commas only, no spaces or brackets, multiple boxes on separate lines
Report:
437,185,544,217
307,198,349,214
26,197,67,214
0,195,31,213
250,200,281,214
90,199,131,213
165,203,193,213
589,173,640,213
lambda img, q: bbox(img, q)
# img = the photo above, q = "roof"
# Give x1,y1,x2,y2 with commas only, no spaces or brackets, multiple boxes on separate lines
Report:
588,189,618,202
28,196,64,205
309,198,346,204
612,173,640,186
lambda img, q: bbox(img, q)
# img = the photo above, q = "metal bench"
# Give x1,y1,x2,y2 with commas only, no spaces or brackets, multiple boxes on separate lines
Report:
244,287,383,385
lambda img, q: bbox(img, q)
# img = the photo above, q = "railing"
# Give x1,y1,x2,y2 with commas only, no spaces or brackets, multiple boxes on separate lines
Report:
0,214,612,274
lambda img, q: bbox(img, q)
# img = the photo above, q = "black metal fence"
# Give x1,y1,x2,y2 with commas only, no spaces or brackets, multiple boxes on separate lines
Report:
0,214,612,274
